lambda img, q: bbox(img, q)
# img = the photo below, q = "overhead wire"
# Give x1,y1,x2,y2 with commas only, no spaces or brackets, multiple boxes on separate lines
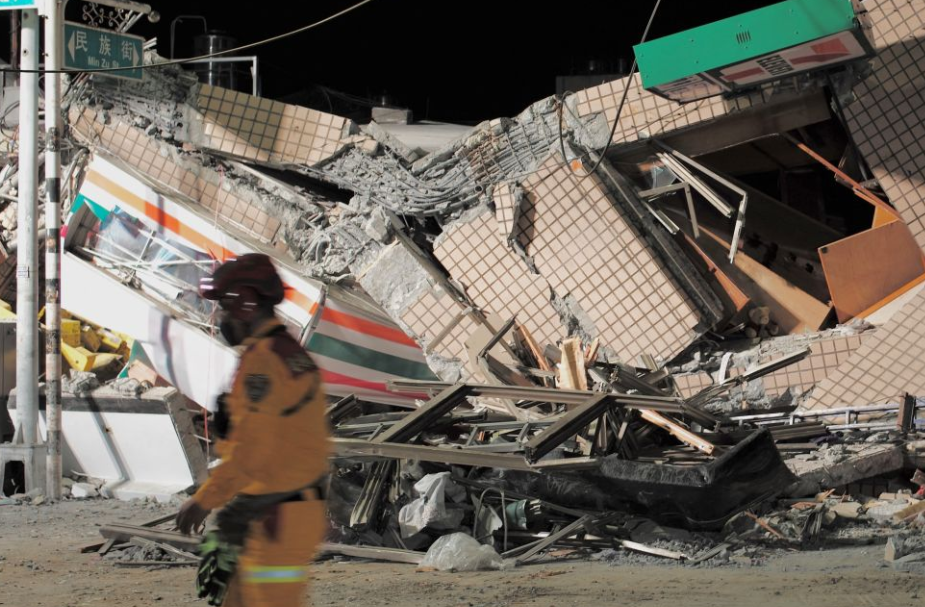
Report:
571,0,663,175
0,0,377,76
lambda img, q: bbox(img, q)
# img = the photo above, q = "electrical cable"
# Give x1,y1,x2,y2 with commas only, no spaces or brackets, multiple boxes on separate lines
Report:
0,0,377,76
576,0,663,175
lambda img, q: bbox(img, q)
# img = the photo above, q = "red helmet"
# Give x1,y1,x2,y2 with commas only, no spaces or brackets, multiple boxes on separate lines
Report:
200,253,285,306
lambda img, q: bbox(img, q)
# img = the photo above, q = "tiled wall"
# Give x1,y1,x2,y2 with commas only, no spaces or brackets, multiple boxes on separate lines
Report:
194,85,350,166
799,0,925,410
574,72,783,145
517,156,701,361
674,334,867,400
399,284,485,383
801,288,925,410
841,0,925,249
69,107,281,244
493,182,519,238
432,211,563,351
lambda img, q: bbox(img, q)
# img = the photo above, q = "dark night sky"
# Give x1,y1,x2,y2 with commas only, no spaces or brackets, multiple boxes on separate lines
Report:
74,0,777,123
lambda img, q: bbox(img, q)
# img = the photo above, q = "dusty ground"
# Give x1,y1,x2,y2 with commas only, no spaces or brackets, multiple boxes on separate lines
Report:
0,499,922,607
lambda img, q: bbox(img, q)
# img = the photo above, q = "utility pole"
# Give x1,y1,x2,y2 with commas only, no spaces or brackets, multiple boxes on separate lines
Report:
16,7,39,455
43,0,62,500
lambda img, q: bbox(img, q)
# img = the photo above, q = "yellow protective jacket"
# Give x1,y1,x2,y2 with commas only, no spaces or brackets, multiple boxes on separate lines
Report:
193,318,331,511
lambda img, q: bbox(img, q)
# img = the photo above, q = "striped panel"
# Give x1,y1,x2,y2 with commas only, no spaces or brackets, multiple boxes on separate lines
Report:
308,333,434,381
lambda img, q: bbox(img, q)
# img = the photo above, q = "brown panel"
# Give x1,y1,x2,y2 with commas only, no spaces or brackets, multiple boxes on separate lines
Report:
819,220,925,323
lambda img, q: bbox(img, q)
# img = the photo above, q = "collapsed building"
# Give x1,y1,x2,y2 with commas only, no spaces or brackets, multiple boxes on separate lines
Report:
1,0,925,568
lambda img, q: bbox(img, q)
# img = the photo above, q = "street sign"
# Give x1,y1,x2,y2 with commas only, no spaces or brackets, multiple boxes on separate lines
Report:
64,21,143,81
0,0,39,9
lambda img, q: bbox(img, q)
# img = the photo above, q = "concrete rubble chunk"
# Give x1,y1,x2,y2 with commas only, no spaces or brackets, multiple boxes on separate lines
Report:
885,536,906,562
70,483,100,499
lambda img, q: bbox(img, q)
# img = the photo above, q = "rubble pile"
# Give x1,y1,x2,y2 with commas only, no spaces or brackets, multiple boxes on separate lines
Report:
1,0,925,584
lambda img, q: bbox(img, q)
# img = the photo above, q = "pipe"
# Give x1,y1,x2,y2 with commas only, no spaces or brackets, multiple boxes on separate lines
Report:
16,8,39,450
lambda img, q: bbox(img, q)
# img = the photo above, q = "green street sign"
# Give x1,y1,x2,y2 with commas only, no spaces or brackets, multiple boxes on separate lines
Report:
64,22,143,81
0,0,39,9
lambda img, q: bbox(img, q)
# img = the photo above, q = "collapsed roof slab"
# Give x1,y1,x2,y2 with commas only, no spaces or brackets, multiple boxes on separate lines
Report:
432,210,563,358
431,153,717,367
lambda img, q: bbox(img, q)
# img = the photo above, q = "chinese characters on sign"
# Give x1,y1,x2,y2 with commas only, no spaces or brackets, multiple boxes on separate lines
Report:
64,22,144,81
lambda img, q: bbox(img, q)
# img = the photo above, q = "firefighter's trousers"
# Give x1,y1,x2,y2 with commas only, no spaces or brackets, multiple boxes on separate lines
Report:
222,497,326,607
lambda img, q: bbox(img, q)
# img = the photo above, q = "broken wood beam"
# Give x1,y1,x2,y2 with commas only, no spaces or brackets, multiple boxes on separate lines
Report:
782,132,901,221
515,323,551,372
559,337,588,392
371,384,473,444
524,394,617,463
638,410,716,455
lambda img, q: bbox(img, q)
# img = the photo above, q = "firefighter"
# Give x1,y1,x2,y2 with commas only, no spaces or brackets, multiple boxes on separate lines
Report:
177,253,330,607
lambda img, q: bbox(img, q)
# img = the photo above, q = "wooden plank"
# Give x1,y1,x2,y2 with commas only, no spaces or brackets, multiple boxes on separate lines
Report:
819,220,925,323
680,233,750,313
620,540,687,560
698,227,830,333
784,133,901,222
516,324,551,372
638,410,715,455
584,338,600,367
558,338,588,392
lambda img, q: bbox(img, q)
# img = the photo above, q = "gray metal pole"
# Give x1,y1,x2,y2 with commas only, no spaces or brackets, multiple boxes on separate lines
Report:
16,8,39,448
44,0,63,500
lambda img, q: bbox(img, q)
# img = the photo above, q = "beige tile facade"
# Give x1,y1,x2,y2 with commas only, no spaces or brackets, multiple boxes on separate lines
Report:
493,183,519,238
194,85,350,166
399,285,485,383
841,0,925,249
800,0,925,410
517,156,701,361
69,107,281,244
574,72,778,145
674,334,867,400
801,288,925,410
432,211,563,350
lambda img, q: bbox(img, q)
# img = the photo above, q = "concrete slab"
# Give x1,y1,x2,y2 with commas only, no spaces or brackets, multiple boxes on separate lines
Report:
785,443,904,497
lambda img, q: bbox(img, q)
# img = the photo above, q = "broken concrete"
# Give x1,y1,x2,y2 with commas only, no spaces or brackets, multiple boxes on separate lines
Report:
785,443,905,497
